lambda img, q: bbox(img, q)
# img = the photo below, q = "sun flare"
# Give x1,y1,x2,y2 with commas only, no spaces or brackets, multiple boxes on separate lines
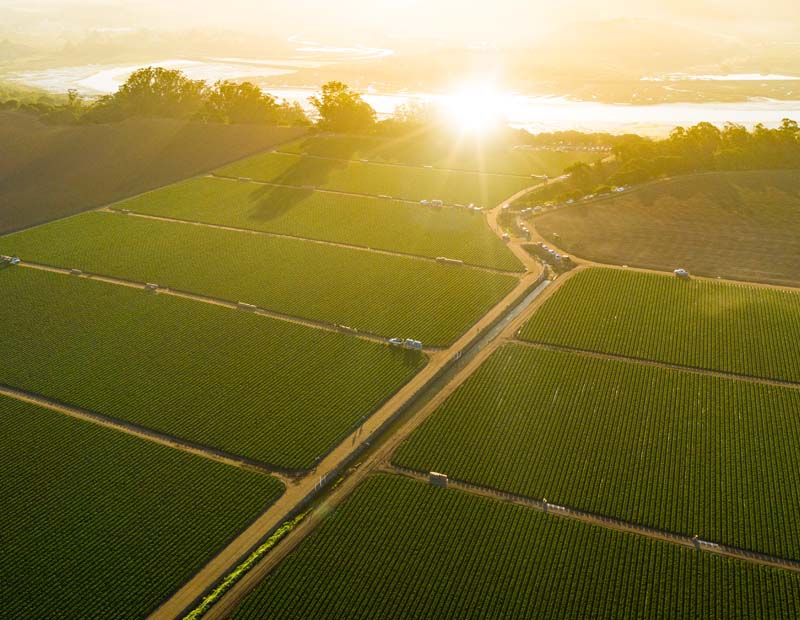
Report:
445,85,508,134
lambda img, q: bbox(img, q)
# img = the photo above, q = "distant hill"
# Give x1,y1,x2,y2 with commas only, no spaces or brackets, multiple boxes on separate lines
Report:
535,170,800,287
0,113,304,233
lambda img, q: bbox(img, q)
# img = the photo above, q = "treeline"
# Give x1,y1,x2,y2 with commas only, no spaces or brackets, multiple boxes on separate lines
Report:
0,70,439,135
520,120,800,204
0,67,309,126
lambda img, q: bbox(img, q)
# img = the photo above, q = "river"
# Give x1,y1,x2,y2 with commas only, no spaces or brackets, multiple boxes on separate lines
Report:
9,59,800,136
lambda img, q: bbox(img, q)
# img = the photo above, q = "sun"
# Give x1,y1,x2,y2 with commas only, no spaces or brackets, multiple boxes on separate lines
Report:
445,84,507,134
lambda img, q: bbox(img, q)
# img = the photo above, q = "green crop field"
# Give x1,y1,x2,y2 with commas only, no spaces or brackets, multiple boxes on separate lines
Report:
279,134,604,177
0,268,425,469
215,151,532,207
394,345,800,560
534,170,800,287
233,475,800,619
0,212,517,345
112,177,523,272
518,268,800,382
0,394,283,620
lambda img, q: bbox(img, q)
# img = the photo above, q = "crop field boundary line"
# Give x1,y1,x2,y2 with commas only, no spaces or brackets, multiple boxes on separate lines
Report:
101,207,523,276
386,465,800,574
271,149,538,179
13,261,428,350
511,340,800,390
209,173,482,210
0,383,293,482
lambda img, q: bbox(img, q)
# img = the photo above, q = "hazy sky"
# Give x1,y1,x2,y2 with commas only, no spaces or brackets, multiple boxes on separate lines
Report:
3,0,799,43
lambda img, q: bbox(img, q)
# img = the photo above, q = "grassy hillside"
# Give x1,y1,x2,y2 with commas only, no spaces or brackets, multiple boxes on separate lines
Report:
534,170,800,286
234,475,800,619
0,395,283,620
0,112,304,234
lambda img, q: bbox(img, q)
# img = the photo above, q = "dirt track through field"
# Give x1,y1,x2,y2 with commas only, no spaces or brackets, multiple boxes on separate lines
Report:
385,465,800,574
271,149,538,179
14,261,405,349
0,384,290,483
210,173,471,208
513,339,800,390
101,207,521,276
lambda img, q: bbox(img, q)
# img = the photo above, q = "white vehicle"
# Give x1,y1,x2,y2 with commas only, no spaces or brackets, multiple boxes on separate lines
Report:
430,199,444,207
389,338,404,346
674,268,690,279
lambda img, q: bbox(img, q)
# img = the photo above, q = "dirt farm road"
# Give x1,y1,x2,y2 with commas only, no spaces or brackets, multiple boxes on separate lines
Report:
149,207,547,618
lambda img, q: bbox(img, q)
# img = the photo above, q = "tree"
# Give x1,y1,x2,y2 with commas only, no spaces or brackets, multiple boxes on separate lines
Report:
204,80,280,124
309,81,376,133
115,67,205,118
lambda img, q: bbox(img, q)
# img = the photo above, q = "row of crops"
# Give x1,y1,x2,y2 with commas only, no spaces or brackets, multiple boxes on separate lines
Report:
234,475,800,619
519,267,800,383
0,394,284,620
0,268,425,469
279,135,604,178
112,177,524,272
393,344,800,560
215,151,533,207
0,212,518,346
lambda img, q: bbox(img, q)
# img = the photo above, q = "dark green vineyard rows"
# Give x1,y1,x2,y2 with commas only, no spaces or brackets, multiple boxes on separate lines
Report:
216,151,532,207
0,269,424,469
518,268,800,382
0,212,518,346
234,475,800,619
394,345,800,559
0,395,283,620
115,177,523,272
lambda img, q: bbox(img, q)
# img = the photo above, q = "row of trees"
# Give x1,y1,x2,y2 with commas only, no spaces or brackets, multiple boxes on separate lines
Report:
612,120,800,181
0,68,430,134
522,120,800,204
85,68,309,125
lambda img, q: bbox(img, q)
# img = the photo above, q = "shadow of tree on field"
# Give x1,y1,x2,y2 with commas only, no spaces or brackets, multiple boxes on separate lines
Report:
248,140,362,221
248,185,316,222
